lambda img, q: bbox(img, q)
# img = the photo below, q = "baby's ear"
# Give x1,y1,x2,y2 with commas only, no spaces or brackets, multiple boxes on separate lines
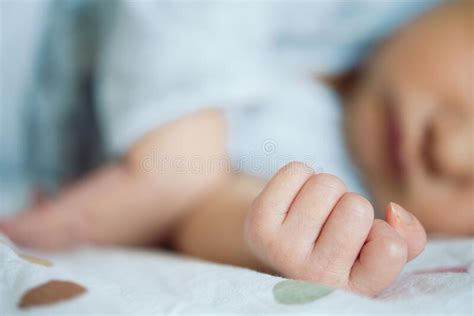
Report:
316,67,361,102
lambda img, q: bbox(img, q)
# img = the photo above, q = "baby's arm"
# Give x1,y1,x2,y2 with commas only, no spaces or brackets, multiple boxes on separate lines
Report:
0,109,230,249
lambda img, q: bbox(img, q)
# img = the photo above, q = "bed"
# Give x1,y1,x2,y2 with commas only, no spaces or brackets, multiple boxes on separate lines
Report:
1,234,472,315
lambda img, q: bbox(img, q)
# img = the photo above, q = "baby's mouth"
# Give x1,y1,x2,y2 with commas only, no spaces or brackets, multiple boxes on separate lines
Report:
385,99,407,183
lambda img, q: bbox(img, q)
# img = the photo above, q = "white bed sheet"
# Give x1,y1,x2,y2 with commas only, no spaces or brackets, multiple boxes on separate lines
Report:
1,234,472,315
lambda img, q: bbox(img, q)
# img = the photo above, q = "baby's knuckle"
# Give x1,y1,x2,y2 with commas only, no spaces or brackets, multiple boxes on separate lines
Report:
282,161,315,176
380,234,408,261
341,193,374,219
310,173,347,194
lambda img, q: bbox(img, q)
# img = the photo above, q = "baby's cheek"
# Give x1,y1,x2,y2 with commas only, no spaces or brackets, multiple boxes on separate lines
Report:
344,92,387,179
406,192,473,235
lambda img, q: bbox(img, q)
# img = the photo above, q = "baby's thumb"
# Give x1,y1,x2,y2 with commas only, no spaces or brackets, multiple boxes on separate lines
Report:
385,202,427,261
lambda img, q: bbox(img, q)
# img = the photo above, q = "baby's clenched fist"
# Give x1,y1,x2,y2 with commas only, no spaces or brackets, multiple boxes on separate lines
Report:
244,162,426,296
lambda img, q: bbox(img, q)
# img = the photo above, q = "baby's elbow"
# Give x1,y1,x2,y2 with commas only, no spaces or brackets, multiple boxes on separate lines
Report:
121,109,231,202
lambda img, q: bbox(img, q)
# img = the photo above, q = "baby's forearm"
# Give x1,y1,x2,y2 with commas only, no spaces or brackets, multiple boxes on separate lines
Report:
1,109,231,249
46,162,200,246
44,163,178,246
71,109,231,245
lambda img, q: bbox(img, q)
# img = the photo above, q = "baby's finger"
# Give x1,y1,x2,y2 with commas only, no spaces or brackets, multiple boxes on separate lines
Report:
282,173,346,247
247,162,314,236
348,219,407,296
0,205,83,250
385,202,426,261
311,193,373,282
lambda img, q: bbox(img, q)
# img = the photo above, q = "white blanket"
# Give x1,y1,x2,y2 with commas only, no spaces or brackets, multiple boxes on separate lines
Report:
1,234,472,315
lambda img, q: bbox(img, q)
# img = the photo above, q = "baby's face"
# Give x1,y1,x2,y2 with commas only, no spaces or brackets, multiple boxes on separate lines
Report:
345,2,473,234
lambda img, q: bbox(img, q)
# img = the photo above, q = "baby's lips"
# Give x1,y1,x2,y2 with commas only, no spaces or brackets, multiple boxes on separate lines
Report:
0,220,7,232
386,202,427,261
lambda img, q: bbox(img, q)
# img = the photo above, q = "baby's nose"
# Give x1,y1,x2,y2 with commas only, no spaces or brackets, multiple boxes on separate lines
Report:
423,112,473,179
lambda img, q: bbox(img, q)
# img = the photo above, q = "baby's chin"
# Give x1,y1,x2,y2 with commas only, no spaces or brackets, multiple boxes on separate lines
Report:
360,174,474,236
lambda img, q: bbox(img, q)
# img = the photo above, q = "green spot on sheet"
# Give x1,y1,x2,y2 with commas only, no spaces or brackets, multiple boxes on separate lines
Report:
273,280,334,305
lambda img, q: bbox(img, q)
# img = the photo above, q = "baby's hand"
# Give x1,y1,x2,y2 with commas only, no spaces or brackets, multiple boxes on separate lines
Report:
244,162,426,296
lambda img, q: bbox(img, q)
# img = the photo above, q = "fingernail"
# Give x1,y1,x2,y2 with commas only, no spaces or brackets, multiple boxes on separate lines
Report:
390,202,413,224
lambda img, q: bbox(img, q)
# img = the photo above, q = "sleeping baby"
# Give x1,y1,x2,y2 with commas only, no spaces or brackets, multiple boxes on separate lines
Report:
0,0,472,297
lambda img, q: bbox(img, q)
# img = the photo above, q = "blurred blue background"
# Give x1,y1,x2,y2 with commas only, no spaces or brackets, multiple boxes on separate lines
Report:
0,0,441,215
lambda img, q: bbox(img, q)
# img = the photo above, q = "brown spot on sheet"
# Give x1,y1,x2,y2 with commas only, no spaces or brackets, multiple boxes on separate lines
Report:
19,280,87,309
